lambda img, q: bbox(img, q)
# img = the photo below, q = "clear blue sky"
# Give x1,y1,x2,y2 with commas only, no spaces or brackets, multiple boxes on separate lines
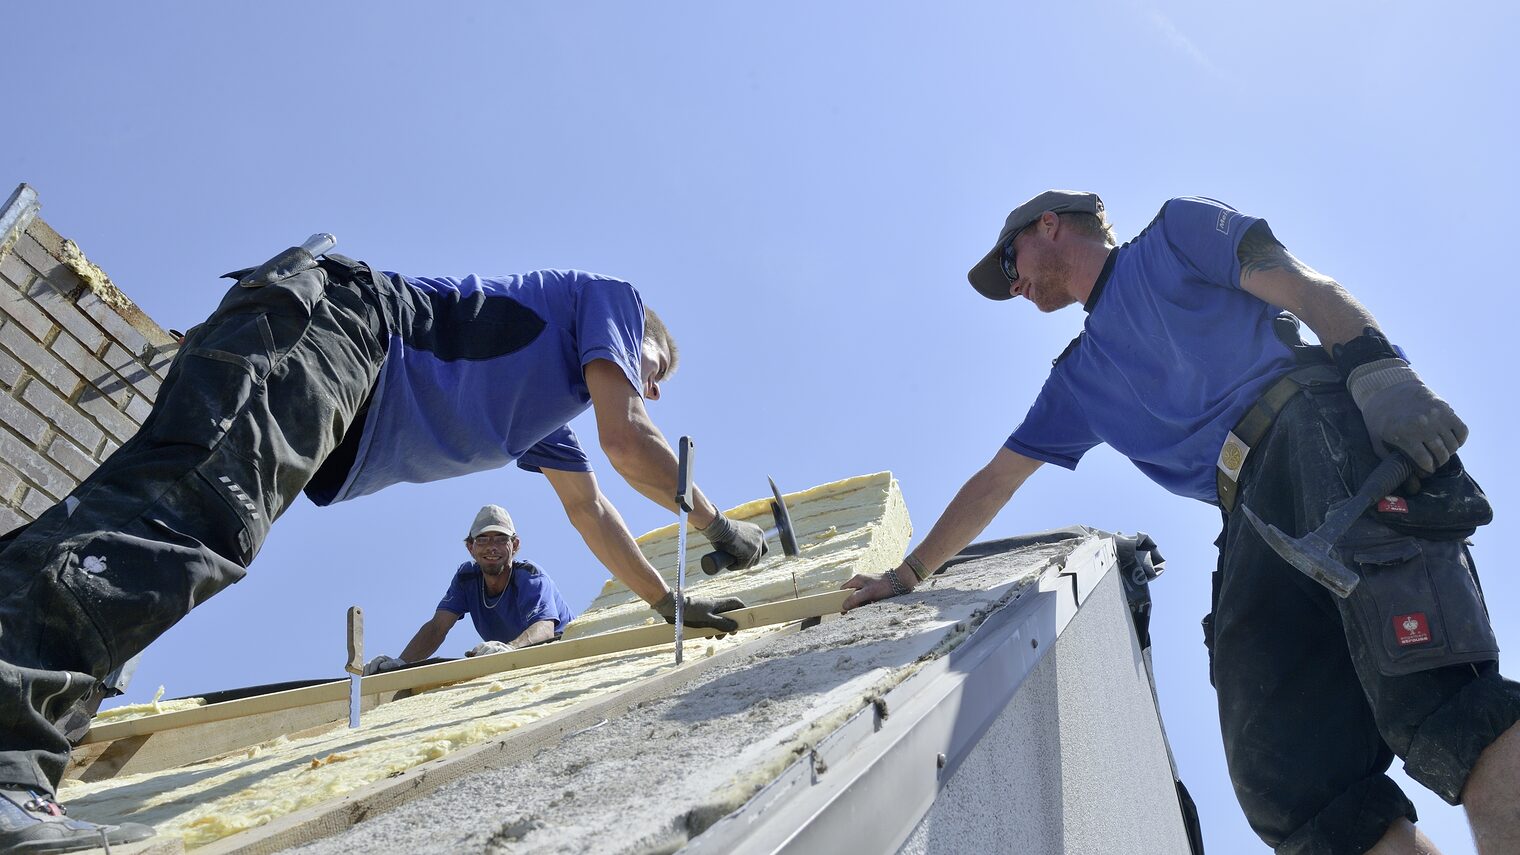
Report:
6,3,1517,852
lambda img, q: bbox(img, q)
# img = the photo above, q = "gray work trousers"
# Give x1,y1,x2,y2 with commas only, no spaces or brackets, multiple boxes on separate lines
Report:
0,257,391,792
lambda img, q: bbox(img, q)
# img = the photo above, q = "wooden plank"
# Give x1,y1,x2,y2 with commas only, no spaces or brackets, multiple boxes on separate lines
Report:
197,622,806,855
67,694,381,782
75,590,849,755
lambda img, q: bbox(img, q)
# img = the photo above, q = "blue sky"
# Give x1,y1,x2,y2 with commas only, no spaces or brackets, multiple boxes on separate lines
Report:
6,3,1517,852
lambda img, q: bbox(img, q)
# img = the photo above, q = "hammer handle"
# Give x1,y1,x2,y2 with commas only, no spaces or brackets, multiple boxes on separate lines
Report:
702,550,736,575
1320,453,1415,544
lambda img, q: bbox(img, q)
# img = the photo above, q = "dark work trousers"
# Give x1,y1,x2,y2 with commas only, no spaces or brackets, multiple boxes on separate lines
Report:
1209,383,1520,855
0,259,392,793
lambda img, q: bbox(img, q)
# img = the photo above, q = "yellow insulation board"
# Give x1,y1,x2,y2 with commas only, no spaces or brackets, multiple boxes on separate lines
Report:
566,471,909,639
62,471,910,849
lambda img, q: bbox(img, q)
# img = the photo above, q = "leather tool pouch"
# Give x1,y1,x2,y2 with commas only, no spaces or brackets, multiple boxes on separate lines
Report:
1337,519,1498,677
1371,454,1493,540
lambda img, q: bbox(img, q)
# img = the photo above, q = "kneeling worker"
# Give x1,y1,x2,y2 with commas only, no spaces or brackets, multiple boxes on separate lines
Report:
366,505,574,674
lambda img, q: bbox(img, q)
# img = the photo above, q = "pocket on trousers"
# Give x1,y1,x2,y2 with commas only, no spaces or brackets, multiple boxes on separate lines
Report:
1340,523,1499,677
149,315,272,450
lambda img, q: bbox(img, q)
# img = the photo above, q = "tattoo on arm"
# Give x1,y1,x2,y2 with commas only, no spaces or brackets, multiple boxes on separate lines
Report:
1237,221,1296,278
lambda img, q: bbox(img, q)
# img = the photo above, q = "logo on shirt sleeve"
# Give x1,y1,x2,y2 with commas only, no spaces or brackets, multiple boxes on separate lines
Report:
1216,210,1232,234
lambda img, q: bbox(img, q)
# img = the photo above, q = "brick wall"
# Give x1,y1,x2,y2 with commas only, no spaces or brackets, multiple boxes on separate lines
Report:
0,184,177,535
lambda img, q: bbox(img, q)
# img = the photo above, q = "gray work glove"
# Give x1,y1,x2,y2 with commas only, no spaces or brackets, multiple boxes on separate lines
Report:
1347,358,1468,475
699,512,768,570
363,655,408,676
467,640,513,657
653,592,747,633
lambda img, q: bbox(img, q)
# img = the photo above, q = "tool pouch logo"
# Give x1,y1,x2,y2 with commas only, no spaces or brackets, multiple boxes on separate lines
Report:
1336,520,1498,677
1393,612,1431,646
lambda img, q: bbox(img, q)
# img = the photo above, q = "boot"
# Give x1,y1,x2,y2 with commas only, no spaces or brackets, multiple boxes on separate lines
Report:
0,786,154,854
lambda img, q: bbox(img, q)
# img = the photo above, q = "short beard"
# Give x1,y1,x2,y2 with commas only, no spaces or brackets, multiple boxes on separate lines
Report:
1029,253,1078,313
480,560,511,576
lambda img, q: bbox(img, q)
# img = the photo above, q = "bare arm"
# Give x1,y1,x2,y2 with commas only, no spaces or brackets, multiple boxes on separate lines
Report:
1236,222,1379,351
541,466,671,605
842,448,1043,611
583,359,719,528
509,619,557,648
398,610,460,663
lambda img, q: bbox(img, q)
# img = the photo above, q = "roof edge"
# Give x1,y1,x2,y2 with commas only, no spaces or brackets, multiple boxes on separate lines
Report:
0,183,41,263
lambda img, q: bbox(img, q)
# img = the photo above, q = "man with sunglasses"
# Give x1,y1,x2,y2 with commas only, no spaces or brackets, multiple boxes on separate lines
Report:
0,250,765,852
843,191,1520,854
363,505,575,675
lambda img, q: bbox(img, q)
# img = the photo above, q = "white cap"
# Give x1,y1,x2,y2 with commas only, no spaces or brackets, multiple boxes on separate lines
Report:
468,505,515,539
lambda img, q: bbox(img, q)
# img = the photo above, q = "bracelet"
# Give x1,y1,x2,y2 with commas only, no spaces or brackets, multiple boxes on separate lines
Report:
904,554,933,582
884,567,909,597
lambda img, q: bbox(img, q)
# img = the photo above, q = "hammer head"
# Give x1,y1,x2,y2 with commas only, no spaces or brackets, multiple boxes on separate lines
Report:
768,476,801,557
1240,506,1360,598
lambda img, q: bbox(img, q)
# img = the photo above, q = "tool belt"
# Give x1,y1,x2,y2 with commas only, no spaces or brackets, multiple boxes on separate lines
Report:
1216,364,1341,513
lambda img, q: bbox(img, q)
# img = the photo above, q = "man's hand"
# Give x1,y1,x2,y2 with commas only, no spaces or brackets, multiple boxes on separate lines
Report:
841,566,912,613
653,592,747,633
466,640,513,657
1348,358,1468,474
700,512,768,570
363,655,407,676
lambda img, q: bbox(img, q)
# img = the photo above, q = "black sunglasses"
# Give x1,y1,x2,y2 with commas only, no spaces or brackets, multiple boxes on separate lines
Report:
998,228,1025,282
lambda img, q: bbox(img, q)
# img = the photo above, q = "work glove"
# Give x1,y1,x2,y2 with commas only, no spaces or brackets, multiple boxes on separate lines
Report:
1347,358,1468,475
653,592,747,633
699,512,768,570
362,655,407,676
467,640,513,657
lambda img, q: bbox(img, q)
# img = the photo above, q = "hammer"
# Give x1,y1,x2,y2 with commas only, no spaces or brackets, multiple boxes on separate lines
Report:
1241,453,1414,598
701,476,801,575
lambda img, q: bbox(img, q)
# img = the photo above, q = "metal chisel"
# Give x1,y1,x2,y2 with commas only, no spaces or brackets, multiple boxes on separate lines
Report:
345,606,363,728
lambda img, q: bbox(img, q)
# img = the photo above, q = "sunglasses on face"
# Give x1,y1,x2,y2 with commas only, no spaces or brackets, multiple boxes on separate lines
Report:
999,231,1023,282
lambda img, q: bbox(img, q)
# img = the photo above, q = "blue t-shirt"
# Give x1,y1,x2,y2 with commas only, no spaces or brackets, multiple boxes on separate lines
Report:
1005,197,1298,504
436,559,575,644
315,269,646,504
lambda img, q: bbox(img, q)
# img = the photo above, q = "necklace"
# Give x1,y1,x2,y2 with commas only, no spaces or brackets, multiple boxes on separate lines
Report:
481,566,510,609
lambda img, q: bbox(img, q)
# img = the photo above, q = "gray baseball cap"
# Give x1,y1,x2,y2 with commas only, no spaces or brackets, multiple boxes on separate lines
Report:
968,190,1104,301
468,504,516,539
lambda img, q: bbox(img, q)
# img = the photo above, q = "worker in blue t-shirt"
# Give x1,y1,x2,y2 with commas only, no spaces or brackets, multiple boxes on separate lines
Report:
842,191,1520,854
363,505,575,674
0,250,766,852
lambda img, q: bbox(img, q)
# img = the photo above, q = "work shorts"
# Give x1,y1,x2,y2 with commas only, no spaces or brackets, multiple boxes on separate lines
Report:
1204,381,1520,854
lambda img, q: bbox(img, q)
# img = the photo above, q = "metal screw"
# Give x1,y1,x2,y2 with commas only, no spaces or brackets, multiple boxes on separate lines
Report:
1030,638,1039,649
936,753,946,769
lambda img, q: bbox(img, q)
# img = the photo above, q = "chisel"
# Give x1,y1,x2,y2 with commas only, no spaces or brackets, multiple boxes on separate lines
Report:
345,606,363,728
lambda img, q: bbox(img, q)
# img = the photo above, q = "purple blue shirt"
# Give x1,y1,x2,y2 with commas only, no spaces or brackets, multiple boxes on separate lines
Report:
312,269,645,505
437,559,575,643
1005,197,1298,504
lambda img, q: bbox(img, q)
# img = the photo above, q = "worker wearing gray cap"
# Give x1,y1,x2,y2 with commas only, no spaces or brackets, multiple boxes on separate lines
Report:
364,505,577,675
844,191,1520,854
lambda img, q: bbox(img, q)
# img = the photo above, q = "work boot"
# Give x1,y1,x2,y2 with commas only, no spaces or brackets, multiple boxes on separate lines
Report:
0,786,154,853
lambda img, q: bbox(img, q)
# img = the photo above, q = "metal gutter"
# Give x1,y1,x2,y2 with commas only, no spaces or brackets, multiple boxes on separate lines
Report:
686,535,1119,854
1,183,41,262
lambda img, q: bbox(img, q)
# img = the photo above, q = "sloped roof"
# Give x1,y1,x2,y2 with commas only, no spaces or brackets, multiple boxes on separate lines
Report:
62,472,914,850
